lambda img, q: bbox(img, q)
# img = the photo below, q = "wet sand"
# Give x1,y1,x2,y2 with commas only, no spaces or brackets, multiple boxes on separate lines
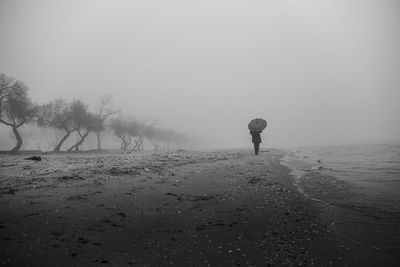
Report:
0,149,398,266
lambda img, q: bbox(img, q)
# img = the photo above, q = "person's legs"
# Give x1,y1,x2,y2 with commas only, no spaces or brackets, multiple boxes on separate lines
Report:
254,143,260,155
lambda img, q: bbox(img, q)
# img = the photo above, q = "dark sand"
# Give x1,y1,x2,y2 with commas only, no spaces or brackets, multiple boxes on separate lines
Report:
0,149,399,266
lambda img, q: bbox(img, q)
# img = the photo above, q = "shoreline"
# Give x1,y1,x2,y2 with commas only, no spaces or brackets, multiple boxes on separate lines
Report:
0,149,398,266
282,148,400,266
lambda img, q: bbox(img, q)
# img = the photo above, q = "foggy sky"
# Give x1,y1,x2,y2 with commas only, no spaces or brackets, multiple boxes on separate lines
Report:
1,0,399,148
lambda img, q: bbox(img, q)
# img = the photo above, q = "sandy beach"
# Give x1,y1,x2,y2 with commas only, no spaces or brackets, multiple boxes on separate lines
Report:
0,149,399,266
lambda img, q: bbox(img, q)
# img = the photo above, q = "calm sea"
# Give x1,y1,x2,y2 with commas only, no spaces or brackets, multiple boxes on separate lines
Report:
281,143,400,257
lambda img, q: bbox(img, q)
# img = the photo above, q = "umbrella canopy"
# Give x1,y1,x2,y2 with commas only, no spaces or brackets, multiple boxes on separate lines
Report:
248,118,267,132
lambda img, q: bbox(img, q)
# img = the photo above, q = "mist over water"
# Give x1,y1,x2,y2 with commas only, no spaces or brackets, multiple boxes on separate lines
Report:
2,3,400,265
283,143,400,211
1,0,400,149
281,143,400,256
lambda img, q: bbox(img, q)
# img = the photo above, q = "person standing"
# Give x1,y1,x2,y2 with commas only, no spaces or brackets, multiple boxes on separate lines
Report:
250,130,262,155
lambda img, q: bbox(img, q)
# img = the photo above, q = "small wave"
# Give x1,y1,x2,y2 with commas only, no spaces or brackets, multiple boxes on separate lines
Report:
281,151,328,204
366,179,400,183
311,166,323,170
291,176,328,203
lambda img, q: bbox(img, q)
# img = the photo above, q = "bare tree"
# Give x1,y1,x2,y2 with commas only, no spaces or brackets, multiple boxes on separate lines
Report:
110,118,132,150
160,129,178,150
126,121,145,151
94,95,118,150
0,74,35,152
37,99,85,151
67,102,97,151
144,125,162,151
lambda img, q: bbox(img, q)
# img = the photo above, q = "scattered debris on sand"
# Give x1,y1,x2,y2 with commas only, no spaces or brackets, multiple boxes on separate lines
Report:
24,156,42,161
1,149,396,266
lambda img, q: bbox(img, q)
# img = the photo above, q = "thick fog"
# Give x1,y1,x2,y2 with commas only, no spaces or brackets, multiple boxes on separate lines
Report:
1,0,399,149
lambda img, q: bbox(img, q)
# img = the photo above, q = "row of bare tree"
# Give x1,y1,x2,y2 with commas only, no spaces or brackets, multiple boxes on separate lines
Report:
0,73,192,152
110,118,190,151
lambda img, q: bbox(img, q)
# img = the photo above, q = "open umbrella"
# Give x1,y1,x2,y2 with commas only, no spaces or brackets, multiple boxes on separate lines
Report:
248,118,267,132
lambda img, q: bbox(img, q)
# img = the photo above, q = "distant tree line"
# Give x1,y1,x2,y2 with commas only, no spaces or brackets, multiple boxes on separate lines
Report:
0,73,193,152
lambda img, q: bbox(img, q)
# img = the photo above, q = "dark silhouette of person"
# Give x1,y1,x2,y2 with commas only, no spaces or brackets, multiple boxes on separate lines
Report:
250,131,262,155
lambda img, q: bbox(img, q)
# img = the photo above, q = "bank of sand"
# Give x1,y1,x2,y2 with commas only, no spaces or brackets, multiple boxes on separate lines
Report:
0,149,397,266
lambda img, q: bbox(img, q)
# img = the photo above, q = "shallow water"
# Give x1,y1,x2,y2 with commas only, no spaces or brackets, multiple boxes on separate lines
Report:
281,143,400,257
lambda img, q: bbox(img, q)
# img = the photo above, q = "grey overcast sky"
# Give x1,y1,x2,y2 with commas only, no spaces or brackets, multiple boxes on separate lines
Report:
1,0,399,148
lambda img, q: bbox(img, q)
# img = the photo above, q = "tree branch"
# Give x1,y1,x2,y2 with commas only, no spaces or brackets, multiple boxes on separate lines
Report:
0,84,17,92
16,120,26,128
0,118,13,126
103,110,120,118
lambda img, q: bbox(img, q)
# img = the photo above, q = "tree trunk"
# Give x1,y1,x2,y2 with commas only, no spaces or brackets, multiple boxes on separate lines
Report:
54,131,71,152
118,136,125,150
76,132,89,150
67,143,77,152
122,139,128,150
11,125,23,152
149,138,159,151
132,139,142,151
96,131,101,150
67,131,89,152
